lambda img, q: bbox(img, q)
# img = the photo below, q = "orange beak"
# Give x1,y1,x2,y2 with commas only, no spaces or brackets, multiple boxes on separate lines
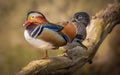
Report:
23,20,31,27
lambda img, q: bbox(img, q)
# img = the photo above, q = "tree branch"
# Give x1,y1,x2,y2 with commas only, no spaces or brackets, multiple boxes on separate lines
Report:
16,3,120,75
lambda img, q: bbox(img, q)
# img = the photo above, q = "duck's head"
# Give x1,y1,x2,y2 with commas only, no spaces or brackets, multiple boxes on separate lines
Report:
23,11,48,27
72,12,90,27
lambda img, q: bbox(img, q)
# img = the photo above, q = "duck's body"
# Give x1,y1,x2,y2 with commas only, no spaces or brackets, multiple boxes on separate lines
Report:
24,22,76,50
24,29,56,50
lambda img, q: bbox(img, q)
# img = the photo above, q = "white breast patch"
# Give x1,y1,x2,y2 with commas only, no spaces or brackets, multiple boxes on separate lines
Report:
24,30,55,50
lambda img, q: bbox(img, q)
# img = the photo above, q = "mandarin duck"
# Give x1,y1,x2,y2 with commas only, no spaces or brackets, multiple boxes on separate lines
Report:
72,12,90,42
63,12,90,50
23,11,90,58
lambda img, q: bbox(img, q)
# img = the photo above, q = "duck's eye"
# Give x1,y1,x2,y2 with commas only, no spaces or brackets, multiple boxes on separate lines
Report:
78,16,82,19
31,16,35,18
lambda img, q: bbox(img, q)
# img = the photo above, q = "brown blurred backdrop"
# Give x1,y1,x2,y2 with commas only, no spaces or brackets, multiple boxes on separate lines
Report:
1,0,120,75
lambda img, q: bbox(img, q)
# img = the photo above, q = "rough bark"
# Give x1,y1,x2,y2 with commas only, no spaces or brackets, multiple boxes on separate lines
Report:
16,3,120,75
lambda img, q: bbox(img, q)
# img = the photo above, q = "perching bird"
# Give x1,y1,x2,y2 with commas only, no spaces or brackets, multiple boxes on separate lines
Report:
64,12,90,50
23,11,89,58
72,12,90,42
23,11,77,58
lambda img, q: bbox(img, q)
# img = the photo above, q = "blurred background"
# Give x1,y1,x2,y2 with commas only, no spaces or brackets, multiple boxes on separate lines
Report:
0,0,120,75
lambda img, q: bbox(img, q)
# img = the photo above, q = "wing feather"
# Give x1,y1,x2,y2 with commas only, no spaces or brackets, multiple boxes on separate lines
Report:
61,22,77,42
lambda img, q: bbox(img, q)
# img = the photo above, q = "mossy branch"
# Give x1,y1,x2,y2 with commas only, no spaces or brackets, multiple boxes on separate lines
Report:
16,3,120,75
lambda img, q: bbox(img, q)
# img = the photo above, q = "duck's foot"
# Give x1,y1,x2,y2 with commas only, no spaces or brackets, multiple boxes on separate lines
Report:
41,50,49,59
41,56,49,59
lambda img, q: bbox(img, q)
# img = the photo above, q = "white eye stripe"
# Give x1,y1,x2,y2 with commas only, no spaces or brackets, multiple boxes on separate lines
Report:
30,13,43,17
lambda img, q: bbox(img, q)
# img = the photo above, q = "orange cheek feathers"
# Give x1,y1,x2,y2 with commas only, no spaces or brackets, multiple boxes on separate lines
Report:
28,17,47,25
